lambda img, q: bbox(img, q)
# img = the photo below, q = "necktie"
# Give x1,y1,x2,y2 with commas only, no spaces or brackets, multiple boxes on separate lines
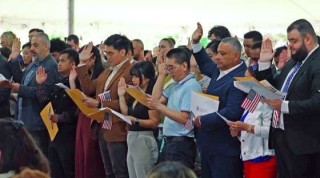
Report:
101,72,113,130
251,63,258,72
273,62,301,127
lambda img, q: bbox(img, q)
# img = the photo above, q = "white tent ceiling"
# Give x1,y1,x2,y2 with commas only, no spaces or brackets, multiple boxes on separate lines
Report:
0,0,319,48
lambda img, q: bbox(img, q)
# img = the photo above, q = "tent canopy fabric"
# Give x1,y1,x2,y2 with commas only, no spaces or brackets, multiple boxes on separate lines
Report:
0,0,319,48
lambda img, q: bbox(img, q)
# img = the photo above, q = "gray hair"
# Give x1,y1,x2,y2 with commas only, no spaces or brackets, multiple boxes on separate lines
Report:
221,37,242,54
33,32,51,48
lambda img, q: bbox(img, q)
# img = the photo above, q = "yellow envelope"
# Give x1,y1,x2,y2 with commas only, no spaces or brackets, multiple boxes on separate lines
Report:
40,102,59,141
65,89,109,121
195,92,219,101
65,89,100,115
126,87,149,108
87,107,112,122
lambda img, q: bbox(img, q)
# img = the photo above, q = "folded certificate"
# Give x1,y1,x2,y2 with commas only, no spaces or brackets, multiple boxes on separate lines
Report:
234,77,285,99
126,86,149,108
65,89,99,115
66,89,131,124
40,102,59,141
190,91,219,118
87,107,132,124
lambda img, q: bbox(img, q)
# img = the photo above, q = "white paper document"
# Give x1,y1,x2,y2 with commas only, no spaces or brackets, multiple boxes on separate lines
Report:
190,91,219,119
234,78,285,99
55,82,70,89
109,108,132,125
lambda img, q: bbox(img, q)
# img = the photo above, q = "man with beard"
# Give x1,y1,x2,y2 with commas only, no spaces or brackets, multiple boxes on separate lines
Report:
255,19,320,178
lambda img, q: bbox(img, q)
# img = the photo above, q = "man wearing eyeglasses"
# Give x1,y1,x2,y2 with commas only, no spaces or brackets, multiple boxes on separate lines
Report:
149,47,202,169
191,23,247,178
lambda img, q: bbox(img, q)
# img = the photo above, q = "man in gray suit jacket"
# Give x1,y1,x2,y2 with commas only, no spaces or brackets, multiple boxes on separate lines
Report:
255,19,320,178
10,32,59,156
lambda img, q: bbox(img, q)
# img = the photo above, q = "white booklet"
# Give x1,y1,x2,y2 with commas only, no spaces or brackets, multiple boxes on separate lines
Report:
234,77,285,99
190,91,219,120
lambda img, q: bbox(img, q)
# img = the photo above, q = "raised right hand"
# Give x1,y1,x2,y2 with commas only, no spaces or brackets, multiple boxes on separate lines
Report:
117,77,127,96
8,38,21,61
79,42,93,64
259,38,274,63
69,65,77,82
157,63,167,76
191,22,203,44
277,49,288,70
36,66,47,84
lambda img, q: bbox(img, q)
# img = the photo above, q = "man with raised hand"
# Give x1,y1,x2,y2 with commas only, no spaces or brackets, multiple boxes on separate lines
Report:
191,22,246,178
256,19,320,178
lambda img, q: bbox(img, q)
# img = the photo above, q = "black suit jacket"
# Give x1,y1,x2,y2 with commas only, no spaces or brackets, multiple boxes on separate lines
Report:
0,55,12,118
255,47,320,155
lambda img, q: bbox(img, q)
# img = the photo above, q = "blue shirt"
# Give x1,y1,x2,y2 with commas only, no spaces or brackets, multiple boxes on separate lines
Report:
162,73,202,137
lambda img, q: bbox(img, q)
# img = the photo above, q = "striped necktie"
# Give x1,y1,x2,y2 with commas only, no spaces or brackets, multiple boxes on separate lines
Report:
273,62,301,127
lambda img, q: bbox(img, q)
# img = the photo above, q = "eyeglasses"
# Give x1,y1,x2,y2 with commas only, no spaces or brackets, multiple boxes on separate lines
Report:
165,64,180,72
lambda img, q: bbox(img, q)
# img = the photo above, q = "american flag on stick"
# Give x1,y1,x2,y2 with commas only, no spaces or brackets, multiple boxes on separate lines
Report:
241,89,261,113
98,91,112,130
98,91,111,102
184,111,195,131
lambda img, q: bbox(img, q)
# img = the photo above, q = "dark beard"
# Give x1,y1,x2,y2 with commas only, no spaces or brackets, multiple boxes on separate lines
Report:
291,43,308,62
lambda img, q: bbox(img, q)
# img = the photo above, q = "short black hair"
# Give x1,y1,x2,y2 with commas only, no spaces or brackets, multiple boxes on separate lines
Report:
287,19,318,42
166,48,191,69
244,31,263,42
207,25,231,39
28,28,44,34
67,34,79,45
160,38,175,48
205,39,221,54
22,42,31,49
60,48,80,65
50,38,68,53
104,34,131,54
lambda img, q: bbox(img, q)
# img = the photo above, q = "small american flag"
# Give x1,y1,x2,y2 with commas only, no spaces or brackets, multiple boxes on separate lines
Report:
98,91,112,130
102,114,112,130
241,89,261,113
272,110,280,127
98,91,111,102
184,111,195,131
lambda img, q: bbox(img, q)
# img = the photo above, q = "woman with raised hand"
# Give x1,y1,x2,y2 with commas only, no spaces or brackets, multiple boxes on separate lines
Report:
118,61,160,178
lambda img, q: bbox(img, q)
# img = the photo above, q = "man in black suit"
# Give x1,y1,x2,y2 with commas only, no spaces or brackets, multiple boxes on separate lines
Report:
256,19,320,178
0,54,12,118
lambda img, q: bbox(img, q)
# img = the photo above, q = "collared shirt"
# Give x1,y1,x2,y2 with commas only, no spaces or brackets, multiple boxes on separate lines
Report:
259,45,319,129
162,73,202,137
104,58,129,91
192,42,243,80
278,45,319,129
217,61,243,80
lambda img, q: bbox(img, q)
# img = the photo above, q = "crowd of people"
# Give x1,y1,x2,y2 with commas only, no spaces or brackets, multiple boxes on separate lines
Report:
0,18,320,178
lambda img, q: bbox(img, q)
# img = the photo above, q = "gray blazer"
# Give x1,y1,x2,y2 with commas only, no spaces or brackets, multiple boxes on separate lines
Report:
17,54,59,131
